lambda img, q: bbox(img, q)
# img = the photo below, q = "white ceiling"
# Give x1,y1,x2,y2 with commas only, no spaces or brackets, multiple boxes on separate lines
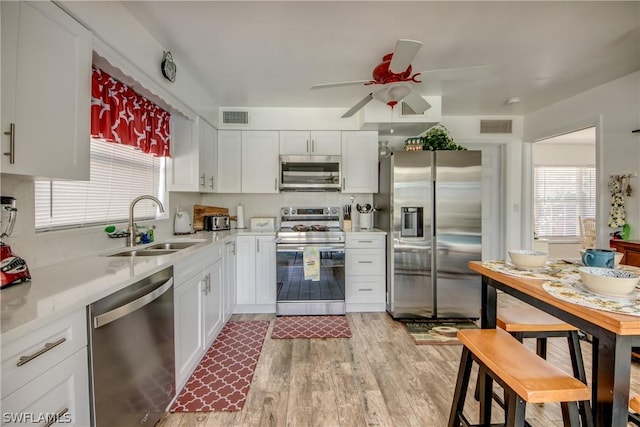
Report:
122,1,640,119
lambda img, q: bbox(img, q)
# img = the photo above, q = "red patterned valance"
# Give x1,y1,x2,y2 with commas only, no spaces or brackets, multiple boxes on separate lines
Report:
91,68,171,157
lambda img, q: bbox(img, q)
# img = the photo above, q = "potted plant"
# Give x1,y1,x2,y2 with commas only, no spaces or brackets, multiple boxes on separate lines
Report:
420,124,466,151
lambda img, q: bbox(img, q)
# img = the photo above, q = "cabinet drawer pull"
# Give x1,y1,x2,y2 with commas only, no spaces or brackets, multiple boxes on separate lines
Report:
358,240,373,243
43,407,69,427
358,260,373,264
4,122,15,164
17,337,66,367
358,288,373,292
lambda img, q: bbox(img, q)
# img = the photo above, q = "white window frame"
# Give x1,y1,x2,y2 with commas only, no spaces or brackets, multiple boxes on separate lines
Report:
35,139,166,232
533,165,596,240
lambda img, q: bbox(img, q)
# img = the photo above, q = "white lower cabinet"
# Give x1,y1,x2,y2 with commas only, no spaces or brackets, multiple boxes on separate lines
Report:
173,243,225,390
223,239,237,321
0,309,90,426
235,235,276,313
345,233,386,311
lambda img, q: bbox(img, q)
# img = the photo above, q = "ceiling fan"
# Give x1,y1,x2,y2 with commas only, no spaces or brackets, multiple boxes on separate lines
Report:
311,39,487,118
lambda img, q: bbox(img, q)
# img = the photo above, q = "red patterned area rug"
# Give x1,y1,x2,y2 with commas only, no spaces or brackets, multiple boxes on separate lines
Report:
170,320,269,412
271,315,352,339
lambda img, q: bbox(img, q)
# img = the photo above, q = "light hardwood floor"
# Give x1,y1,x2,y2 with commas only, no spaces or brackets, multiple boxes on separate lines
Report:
157,294,640,427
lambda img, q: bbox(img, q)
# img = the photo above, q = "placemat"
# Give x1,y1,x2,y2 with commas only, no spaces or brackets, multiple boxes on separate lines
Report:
482,260,581,281
542,280,640,316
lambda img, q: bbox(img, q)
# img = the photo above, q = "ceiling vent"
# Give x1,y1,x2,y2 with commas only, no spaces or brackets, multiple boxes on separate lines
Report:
221,110,249,126
480,119,512,134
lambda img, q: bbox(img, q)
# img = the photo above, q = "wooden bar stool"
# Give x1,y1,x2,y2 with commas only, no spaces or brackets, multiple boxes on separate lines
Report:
448,328,591,427
475,307,591,426
629,396,640,425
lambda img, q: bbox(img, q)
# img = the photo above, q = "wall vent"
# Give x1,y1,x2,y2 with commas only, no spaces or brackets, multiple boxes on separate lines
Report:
480,119,512,134
221,110,249,125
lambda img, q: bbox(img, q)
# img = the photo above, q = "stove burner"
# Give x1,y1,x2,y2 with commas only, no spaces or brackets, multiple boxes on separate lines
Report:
289,224,331,232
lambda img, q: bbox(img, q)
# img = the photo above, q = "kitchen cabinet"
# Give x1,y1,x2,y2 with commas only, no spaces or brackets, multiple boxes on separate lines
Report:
341,131,379,193
279,130,341,155
203,247,224,346
168,116,218,192
199,119,218,193
223,239,237,321
1,0,92,180
173,243,224,390
610,240,640,267
242,131,280,193
235,234,277,313
1,309,90,426
345,233,386,312
217,130,242,193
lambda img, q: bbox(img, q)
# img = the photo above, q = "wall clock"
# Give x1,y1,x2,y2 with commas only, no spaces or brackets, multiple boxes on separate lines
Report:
161,51,176,83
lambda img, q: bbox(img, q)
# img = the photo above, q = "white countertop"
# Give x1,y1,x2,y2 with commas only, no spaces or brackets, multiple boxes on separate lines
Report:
0,230,267,343
0,227,383,344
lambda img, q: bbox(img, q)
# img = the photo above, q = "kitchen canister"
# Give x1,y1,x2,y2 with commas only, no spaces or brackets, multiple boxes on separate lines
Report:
236,204,246,229
359,212,373,230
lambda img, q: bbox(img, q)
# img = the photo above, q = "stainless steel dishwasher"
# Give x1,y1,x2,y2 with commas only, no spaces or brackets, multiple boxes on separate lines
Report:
88,266,175,427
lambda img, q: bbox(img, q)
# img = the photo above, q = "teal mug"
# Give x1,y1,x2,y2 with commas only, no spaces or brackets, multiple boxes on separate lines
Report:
581,248,615,268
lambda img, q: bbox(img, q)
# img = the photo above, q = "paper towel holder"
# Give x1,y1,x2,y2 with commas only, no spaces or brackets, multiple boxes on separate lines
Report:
236,204,247,229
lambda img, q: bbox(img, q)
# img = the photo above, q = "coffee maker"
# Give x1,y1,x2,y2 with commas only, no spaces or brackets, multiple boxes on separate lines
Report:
1,196,31,288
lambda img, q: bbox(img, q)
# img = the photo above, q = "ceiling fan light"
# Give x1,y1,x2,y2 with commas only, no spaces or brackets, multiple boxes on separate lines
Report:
373,84,412,107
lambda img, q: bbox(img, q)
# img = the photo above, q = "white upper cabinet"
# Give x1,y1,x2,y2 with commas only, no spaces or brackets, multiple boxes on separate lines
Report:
241,131,279,193
217,130,242,193
168,116,218,192
279,131,341,155
198,119,218,193
1,0,92,179
341,131,379,193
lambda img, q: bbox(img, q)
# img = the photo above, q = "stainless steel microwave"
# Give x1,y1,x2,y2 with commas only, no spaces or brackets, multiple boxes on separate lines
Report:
279,155,341,192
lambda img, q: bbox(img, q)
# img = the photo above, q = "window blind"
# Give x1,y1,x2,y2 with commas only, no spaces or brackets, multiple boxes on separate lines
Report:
35,139,165,231
533,166,596,238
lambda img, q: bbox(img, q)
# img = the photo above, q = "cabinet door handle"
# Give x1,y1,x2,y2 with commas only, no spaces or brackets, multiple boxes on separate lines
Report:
342,177,345,190
306,139,310,153
209,176,215,189
43,407,69,427
257,239,260,253
4,123,15,164
17,337,66,367
358,288,373,292
311,140,315,152
274,178,278,191
200,173,206,187
358,260,373,264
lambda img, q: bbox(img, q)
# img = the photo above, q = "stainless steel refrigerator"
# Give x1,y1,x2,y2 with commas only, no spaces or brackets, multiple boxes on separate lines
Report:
374,150,482,319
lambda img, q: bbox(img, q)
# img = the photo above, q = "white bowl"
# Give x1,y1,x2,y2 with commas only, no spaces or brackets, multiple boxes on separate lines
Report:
508,249,548,269
579,249,623,267
578,267,639,297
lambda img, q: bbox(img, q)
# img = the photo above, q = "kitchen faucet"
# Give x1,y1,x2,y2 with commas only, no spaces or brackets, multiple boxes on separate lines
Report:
127,195,165,247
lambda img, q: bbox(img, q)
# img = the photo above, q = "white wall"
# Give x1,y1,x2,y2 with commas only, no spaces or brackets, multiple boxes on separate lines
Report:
523,71,640,246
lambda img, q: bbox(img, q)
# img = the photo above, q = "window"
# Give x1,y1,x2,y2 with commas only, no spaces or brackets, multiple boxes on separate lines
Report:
35,139,165,231
533,166,596,239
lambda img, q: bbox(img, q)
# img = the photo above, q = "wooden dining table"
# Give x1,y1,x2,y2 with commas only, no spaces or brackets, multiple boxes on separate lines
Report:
468,260,640,427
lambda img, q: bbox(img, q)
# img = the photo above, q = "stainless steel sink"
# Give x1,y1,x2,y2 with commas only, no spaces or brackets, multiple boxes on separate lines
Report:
146,242,201,250
108,249,178,257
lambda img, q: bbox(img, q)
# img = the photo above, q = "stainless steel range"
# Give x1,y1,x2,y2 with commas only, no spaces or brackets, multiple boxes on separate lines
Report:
276,207,345,315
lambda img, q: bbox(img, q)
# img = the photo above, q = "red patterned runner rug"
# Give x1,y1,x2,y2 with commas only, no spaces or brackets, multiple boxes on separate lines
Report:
171,320,269,412
271,315,352,339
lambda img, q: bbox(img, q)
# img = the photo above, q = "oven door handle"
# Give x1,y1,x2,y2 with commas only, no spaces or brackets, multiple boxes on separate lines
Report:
276,245,345,253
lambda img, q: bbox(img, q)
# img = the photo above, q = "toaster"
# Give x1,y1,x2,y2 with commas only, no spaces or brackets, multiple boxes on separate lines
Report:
204,215,230,231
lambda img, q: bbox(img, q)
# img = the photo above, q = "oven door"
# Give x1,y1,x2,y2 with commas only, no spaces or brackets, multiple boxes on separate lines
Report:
276,243,345,315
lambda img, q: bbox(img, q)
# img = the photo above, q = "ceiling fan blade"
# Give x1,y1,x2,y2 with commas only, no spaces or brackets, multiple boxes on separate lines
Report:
418,65,492,81
402,91,431,114
311,80,370,90
341,93,374,118
389,39,423,74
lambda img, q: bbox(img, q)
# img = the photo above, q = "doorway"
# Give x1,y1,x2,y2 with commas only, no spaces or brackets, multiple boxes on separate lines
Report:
531,127,596,260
